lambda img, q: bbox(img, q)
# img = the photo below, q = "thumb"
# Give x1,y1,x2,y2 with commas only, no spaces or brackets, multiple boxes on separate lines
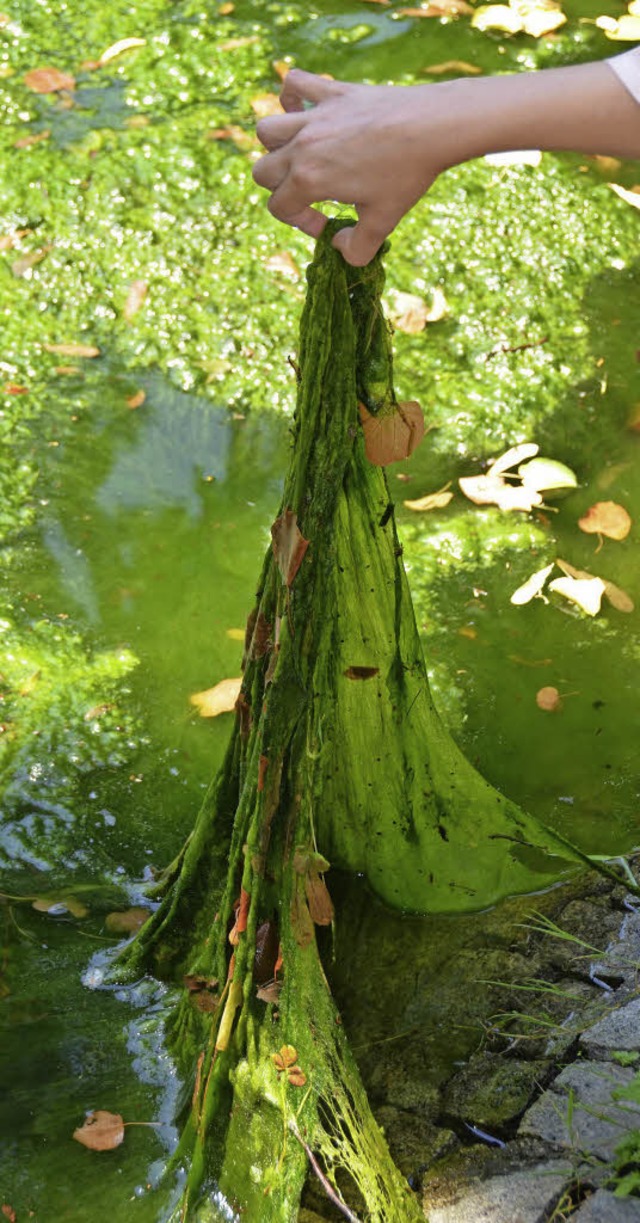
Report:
280,68,342,113
332,214,393,267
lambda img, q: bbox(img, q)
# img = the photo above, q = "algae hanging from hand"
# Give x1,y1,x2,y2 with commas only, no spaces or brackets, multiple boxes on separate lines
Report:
113,223,631,1221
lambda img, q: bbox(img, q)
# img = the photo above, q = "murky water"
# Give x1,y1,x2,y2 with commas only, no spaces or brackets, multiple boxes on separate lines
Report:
2,0,640,1218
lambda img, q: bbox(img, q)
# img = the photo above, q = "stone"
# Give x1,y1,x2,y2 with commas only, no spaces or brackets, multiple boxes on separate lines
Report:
373,1104,458,1178
519,1063,640,1161
580,998,640,1059
422,1161,574,1223
442,1055,549,1127
573,1189,640,1220
592,911,640,990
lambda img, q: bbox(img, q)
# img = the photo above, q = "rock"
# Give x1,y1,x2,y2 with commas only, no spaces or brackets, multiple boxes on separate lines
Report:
580,998,640,1060
442,1055,549,1127
373,1104,457,1178
592,911,640,990
422,1161,574,1222
519,1063,640,1161
572,1189,640,1220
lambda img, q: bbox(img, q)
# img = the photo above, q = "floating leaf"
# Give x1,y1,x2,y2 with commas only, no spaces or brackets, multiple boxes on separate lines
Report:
287,1067,307,1087
123,279,148,322
226,627,245,641
387,290,429,334
403,484,453,512
359,400,425,466
14,128,51,148
105,907,151,934
578,501,631,541
189,677,242,717
98,37,146,66
206,124,256,151
610,182,640,210
600,13,640,38
423,59,482,74
271,509,309,587
518,457,577,492
548,576,605,616
32,893,88,918
521,7,566,35
43,343,100,358
487,442,539,478
272,1044,298,1071
459,473,542,512
510,562,554,606
73,1110,125,1151
250,92,283,118
536,686,561,712
264,251,300,279
556,558,634,613
24,67,75,93
471,5,524,31
126,389,146,409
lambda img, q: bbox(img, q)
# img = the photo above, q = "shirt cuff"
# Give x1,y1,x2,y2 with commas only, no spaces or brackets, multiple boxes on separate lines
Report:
608,49,640,105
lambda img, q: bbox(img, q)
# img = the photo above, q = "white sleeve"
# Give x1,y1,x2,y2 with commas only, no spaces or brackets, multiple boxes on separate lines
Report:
608,49,640,105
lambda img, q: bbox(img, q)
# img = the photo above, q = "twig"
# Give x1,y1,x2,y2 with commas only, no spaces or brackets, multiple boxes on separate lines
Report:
484,336,548,361
289,1120,362,1223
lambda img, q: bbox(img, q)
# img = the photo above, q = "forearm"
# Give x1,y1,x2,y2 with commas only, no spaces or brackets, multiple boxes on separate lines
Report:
437,55,640,169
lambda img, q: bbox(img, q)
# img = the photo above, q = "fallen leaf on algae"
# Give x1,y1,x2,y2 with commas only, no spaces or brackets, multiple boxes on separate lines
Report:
73,1111,125,1151
44,343,100,358
598,13,640,38
32,894,88,918
610,183,640,211
250,92,283,118
24,66,75,92
423,59,482,74
578,501,631,542
487,442,539,478
264,251,300,279
123,280,148,322
97,37,146,66
518,457,577,493
126,389,146,410
189,677,242,717
556,558,634,613
459,473,542,512
548,575,605,616
359,400,425,466
272,1045,298,1072
287,1067,307,1087
206,124,256,151
404,484,453,512
388,288,448,332
271,509,309,587
105,907,151,934
471,5,524,32
521,7,566,35
536,686,561,712
510,562,555,605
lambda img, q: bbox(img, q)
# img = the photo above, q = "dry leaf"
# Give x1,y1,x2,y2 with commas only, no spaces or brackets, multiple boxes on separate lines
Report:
518,457,577,492
272,59,292,79
189,677,242,717
556,558,634,613
272,1044,298,1071
423,59,482,74
43,343,100,358
600,13,640,38
459,473,542,511
404,484,453,512
12,248,50,276
548,575,605,616
184,973,218,992
388,287,447,332
359,400,425,466
264,251,300,279
344,665,380,680
487,442,539,478
126,389,146,409
521,8,566,35
305,872,334,926
471,4,524,30
14,128,51,148
578,501,631,541
73,1110,125,1151
510,562,554,605
271,508,309,587
287,1067,307,1087
97,38,146,66
24,67,75,93
536,685,561,712
105,907,151,934
123,280,148,322
610,182,640,210
250,92,283,118
256,979,282,1003
206,124,256,150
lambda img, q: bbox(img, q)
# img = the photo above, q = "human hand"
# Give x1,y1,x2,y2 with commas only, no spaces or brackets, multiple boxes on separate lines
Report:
252,69,445,266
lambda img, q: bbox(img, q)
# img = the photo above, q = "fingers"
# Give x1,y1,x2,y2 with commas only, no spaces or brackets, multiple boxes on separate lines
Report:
332,208,400,266
280,67,341,113
252,148,288,191
256,112,306,152
267,199,328,240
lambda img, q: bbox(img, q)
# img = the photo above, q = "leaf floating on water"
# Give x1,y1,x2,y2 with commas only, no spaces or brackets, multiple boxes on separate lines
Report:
609,183,640,210
404,485,453,512
43,343,100,358
123,280,148,322
548,576,606,616
97,37,146,66
598,13,640,38
32,893,88,918
518,457,577,493
536,686,561,712
487,442,539,478
271,509,309,587
521,6,566,35
250,92,283,118
104,907,151,934
359,400,425,466
24,67,75,93
471,5,524,32
73,1110,125,1151
206,124,256,151
189,677,242,717
578,501,631,542
459,473,542,512
510,562,555,606
556,558,634,613
422,59,482,74
126,389,146,410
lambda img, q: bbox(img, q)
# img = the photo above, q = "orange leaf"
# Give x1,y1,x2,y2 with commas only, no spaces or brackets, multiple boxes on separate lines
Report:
272,1044,298,1070
287,1067,307,1087
105,907,151,934
2,1206,16,1223
189,677,242,717
24,67,75,93
578,501,631,541
72,1110,125,1151
126,389,146,410
206,124,256,151
14,128,51,148
271,509,309,586
423,59,481,74
359,400,425,466
123,279,148,322
250,92,283,118
536,686,561,712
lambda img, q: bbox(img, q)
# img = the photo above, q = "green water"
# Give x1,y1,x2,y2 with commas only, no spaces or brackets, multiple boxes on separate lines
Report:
1,0,640,1217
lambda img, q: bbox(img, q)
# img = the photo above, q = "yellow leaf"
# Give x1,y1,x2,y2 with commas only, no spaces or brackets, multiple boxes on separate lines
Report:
471,5,524,32
43,343,100,358
98,38,146,66
610,182,640,210
189,677,242,717
226,628,245,641
602,13,640,37
404,484,453,512
578,501,632,541
423,60,482,74
548,575,605,616
250,92,283,118
510,562,554,605
521,8,566,35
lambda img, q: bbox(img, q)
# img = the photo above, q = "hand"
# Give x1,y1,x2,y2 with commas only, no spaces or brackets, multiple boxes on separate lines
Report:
252,69,444,266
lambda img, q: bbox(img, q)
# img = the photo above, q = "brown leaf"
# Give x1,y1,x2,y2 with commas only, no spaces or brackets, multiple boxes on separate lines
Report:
12,248,50,277
24,67,75,93
272,59,293,78
123,280,148,322
423,59,481,74
189,676,242,717
272,1044,298,1071
578,501,632,541
305,872,334,926
206,124,256,151
257,979,282,1004
183,974,218,993
287,1067,307,1087
536,686,561,712
2,1206,16,1223
359,400,425,466
271,508,309,586
126,389,146,410
73,1110,125,1151
104,907,151,934
14,128,51,148
344,666,379,680
250,92,283,118
43,343,100,358
404,484,453,512
555,558,634,613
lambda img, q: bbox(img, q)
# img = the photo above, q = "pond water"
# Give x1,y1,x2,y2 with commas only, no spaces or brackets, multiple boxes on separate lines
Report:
1,0,639,1218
